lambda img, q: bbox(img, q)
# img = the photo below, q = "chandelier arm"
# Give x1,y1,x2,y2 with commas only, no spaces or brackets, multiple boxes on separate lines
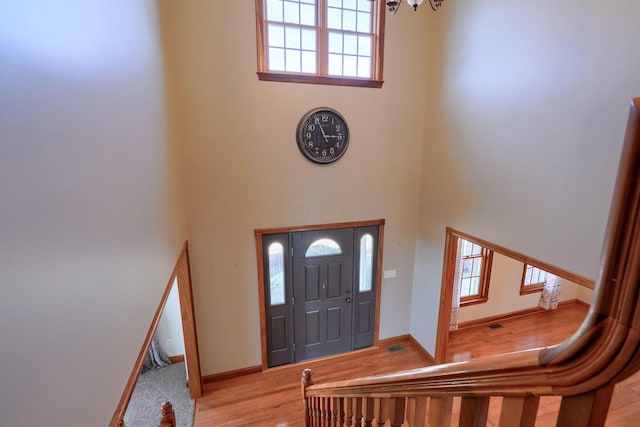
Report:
386,1,402,15
429,0,442,12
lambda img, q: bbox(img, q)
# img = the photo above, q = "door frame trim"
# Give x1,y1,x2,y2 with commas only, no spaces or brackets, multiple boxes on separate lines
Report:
255,219,385,371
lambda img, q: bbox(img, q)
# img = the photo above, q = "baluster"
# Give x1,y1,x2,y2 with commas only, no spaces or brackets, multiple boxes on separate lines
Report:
499,396,539,427
459,396,489,427
310,397,318,427
323,397,331,427
428,396,453,426
337,397,346,426
363,397,375,427
354,397,365,426
387,397,406,427
330,397,339,427
556,386,614,427
375,398,388,427
318,397,325,427
302,369,314,427
159,402,176,427
406,396,427,427
317,397,324,427
345,397,353,426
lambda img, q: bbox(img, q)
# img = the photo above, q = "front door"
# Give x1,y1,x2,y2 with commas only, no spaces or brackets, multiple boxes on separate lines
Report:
260,222,381,368
292,228,354,362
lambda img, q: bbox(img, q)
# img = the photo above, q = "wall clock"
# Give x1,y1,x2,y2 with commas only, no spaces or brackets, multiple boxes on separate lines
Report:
296,107,350,164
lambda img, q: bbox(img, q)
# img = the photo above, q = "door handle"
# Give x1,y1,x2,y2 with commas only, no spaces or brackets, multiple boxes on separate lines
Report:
345,297,352,303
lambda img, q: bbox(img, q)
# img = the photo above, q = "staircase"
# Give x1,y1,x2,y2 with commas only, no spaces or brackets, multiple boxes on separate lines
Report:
301,98,640,426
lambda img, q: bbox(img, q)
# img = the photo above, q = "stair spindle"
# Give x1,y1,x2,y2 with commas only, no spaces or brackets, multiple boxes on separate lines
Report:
428,397,453,426
344,396,353,426
329,397,338,427
374,397,387,427
363,397,375,427
459,396,490,427
354,397,364,426
499,396,539,427
556,387,614,427
406,396,427,427
388,397,406,427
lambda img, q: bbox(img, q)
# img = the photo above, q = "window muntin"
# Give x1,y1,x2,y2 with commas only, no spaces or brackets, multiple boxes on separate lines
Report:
359,233,374,292
268,243,286,306
305,238,342,257
458,238,493,306
520,264,548,295
256,0,385,87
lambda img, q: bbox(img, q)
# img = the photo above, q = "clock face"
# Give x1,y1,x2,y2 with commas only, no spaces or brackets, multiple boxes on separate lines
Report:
296,108,349,164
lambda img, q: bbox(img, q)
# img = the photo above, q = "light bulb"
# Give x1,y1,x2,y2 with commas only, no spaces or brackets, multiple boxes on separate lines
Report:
406,0,424,11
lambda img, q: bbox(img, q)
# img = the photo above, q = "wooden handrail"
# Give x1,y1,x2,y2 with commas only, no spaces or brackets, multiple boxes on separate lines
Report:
302,98,640,425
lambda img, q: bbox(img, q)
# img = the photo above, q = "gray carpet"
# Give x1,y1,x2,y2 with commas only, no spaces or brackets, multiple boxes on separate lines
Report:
124,362,194,427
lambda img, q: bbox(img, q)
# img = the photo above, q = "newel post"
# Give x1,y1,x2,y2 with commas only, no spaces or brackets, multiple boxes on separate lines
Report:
159,402,176,427
302,368,314,427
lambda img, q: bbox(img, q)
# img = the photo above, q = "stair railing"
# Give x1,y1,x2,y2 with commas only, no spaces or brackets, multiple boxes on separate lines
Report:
301,98,640,426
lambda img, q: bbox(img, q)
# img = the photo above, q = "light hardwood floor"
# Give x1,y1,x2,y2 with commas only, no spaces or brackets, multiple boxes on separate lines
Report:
193,337,431,426
193,304,640,426
447,303,589,362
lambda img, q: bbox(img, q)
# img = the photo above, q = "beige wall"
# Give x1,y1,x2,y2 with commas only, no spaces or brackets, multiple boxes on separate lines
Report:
160,1,431,375
457,253,592,323
411,0,640,353
0,2,187,425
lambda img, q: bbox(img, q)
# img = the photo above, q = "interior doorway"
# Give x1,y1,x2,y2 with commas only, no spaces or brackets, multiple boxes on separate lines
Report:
434,228,595,363
110,241,202,427
255,220,385,369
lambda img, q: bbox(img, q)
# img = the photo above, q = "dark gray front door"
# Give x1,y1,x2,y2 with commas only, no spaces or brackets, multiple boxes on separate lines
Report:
292,228,354,362
262,224,379,368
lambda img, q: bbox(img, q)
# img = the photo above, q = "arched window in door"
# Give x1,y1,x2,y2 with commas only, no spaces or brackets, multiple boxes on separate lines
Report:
305,238,342,257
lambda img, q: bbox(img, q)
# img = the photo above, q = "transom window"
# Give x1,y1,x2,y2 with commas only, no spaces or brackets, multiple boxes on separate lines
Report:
520,264,548,295
458,238,493,306
255,0,385,88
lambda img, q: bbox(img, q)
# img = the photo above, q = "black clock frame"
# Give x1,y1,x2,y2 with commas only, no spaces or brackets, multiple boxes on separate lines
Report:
296,107,350,164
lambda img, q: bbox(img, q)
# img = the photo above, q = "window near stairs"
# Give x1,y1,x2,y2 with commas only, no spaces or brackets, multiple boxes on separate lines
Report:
255,0,386,87
520,264,548,295
458,238,493,306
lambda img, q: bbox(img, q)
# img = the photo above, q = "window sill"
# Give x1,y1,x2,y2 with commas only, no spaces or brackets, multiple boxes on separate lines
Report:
257,72,384,88
520,285,544,296
460,297,489,307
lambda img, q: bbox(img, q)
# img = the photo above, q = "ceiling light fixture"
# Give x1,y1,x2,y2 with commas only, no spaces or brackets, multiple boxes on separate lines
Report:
384,0,444,15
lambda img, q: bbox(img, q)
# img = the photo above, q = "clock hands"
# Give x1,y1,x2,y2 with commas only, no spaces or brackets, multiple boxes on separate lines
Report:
318,123,329,143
